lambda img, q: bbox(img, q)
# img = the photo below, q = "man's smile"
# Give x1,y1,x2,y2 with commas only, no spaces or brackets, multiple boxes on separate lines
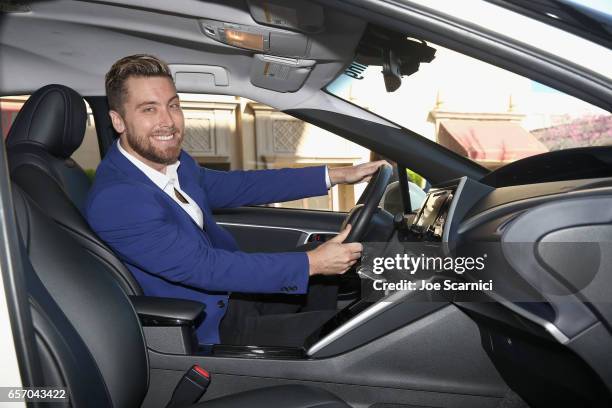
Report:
151,132,181,144
154,134,174,141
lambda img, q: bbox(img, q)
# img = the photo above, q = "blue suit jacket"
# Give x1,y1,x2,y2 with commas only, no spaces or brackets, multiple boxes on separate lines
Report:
85,141,328,344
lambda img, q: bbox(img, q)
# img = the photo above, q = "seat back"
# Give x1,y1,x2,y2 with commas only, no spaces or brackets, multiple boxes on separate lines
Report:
6,84,142,295
12,183,149,408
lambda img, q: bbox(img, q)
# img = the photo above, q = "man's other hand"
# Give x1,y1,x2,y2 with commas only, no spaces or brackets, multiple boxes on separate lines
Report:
307,225,363,276
328,160,389,186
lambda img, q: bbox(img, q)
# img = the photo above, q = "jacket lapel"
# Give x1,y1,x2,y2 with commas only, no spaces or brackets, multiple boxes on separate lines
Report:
106,141,209,233
106,141,158,189
177,156,210,230
176,153,207,211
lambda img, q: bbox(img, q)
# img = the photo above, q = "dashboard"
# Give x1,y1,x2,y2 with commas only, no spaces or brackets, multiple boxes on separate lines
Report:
399,172,612,399
311,161,612,403
300,147,612,406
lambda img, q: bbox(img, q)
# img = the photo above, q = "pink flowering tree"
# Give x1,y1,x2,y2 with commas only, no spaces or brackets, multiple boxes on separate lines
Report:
533,115,612,151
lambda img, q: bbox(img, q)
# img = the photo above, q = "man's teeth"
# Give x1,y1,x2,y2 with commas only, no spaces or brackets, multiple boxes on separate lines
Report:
154,134,173,141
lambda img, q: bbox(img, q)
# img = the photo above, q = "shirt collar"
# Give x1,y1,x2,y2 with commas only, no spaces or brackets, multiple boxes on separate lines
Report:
117,139,181,190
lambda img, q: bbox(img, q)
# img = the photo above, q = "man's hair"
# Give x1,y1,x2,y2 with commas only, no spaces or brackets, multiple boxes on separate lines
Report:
105,54,173,113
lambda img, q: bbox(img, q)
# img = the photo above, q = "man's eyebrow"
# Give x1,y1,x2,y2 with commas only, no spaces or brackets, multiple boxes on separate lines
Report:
134,95,179,109
135,100,160,109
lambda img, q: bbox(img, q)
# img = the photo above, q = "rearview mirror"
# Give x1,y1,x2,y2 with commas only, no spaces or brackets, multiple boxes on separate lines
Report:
382,49,402,92
355,26,436,93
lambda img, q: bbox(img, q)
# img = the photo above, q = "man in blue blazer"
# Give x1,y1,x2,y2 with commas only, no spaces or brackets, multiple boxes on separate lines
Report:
85,55,384,345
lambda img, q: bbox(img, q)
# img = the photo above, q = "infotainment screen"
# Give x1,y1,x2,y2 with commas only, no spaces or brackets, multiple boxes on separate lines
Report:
412,188,454,240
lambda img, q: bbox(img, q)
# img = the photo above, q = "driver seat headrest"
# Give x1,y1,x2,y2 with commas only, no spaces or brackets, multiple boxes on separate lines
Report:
6,84,87,159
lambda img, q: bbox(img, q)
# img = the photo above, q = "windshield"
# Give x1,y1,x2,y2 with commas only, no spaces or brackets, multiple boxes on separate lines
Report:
327,42,611,170
484,0,612,50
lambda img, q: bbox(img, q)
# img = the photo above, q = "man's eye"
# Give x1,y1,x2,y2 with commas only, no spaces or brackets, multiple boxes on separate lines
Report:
143,107,155,113
170,103,181,110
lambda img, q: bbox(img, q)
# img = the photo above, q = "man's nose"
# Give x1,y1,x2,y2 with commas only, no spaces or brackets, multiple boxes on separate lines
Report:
158,107,175,128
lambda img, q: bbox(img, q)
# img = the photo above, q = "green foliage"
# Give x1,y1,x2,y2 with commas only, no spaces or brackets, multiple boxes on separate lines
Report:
406,169,424,187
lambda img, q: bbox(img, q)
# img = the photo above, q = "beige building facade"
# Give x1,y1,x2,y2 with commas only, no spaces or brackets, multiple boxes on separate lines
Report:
1,94,371,212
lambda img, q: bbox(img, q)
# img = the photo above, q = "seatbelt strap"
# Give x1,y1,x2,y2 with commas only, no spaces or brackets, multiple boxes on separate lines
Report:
165,365,211,408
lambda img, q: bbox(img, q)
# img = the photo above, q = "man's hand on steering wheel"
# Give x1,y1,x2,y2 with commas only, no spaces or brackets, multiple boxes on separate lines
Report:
328,160,388,186
307,161,393,276
307,225,363,276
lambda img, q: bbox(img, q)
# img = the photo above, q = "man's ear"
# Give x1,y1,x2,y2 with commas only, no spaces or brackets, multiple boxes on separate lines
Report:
109,110,126,134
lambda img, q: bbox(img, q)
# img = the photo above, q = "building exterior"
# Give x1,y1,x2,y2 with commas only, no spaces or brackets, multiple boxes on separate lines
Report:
1,94,370,212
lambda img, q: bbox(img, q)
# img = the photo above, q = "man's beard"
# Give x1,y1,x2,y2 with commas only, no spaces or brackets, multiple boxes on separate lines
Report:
126,128,182,165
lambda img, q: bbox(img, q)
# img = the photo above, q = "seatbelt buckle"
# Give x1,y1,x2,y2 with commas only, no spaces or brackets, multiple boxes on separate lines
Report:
165,365,211,408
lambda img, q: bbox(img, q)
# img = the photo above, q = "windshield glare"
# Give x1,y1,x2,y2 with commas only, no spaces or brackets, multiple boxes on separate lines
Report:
327,43,611,170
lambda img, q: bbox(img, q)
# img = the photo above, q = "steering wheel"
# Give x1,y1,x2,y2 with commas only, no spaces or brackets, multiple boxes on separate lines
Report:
341,164,393,243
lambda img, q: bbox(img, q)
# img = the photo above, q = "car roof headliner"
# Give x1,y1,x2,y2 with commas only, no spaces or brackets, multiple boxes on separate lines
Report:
0,0,366,111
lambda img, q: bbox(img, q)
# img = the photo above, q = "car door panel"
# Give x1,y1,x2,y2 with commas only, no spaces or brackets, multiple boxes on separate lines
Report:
213,207,344,252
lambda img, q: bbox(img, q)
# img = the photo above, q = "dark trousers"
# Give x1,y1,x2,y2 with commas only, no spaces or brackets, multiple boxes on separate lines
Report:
219,275,339,347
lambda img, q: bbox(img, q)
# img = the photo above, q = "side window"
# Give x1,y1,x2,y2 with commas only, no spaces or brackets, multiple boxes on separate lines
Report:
1,95,101,181
72,105,101,181
179,93,371,212
0,95,27,139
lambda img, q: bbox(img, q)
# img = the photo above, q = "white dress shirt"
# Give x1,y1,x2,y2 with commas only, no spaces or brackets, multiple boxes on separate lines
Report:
117,140,205,229
117,140,332,230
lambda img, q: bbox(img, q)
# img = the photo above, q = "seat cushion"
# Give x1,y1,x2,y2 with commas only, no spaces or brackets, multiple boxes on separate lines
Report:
193,385,350,408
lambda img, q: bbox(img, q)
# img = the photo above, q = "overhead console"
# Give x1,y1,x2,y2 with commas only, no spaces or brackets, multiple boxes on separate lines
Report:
200,16,318,92
200,19,311,57
198,0,327,93
247,0,324,33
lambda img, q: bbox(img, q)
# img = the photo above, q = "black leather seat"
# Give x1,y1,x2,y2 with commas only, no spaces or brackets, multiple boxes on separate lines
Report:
7,85,350,407
12,183,348,407
6,84,141,294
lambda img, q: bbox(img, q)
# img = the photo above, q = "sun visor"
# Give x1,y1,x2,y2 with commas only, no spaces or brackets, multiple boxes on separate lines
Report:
169,64,229,93
247,0,325,33
250,54,315,92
